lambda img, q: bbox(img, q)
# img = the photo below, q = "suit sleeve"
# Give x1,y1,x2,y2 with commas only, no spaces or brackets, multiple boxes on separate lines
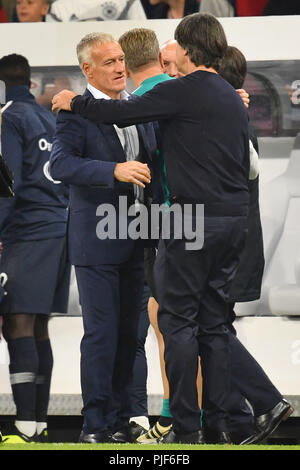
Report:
49,112,116,187
0,118,23,232
72,80,183,127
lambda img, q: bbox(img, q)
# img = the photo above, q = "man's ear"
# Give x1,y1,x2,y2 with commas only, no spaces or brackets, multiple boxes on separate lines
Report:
159,51,164,70
82,62,91,79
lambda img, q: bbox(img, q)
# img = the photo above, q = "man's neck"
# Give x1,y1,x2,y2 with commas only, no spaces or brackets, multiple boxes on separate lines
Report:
88,81,122,100
129,64,164,89
186,64,218,75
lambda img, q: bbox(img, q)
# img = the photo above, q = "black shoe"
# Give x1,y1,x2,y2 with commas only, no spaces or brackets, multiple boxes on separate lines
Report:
204,428,232,444
159,429,205,444
241,399,294,445
230,430,254,445
78,430,109,443
110,422,147,443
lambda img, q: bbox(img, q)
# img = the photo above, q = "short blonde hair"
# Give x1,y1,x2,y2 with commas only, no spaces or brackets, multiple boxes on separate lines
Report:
118,28,160,73
76,32,116,68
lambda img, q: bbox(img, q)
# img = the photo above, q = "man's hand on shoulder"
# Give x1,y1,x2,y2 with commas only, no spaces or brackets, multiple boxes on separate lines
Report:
52,90,77,112
236,88,250,108
114,162,151,188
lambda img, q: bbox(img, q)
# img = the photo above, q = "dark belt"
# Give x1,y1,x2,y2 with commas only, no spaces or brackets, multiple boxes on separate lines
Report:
169,196,248,217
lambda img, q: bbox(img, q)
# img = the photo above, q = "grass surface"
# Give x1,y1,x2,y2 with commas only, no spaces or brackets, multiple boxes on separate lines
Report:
1,443,300,450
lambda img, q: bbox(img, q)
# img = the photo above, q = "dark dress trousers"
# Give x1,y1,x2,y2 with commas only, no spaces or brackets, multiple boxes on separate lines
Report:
49,89,159,434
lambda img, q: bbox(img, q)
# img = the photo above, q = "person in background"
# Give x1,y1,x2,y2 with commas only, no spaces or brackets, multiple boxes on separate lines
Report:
141,0,199,19
46,0,147,22
199,0,269,17
160,39,182,78
263,0,300,15
0,54,70,444
199,0,235,16
218,46,294,445
14,0,50,22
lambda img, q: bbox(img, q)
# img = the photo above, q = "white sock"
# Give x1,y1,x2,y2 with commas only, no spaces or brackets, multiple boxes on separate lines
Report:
15,420,36,437
130,416,149,430
36,422,47,435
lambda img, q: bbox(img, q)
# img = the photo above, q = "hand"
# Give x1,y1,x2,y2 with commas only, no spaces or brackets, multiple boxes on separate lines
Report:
52,90,77,112
114,161,151,188
236,88,250,108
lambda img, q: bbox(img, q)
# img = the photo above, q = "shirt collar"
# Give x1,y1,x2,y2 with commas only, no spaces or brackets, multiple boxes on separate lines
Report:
87,83,129,100
6,85,35,103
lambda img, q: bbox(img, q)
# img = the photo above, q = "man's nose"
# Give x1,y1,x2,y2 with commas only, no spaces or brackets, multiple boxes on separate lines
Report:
115,60,125,73
169,63,179,77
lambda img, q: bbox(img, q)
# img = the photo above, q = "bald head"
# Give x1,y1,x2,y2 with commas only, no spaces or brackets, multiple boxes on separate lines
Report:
160,39,182,78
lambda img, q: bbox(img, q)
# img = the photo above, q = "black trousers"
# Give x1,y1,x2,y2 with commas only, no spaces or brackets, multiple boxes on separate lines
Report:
155,215,247,434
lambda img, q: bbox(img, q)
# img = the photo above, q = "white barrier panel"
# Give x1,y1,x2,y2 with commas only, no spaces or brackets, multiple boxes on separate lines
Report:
0,16,300,67
1,316,299,399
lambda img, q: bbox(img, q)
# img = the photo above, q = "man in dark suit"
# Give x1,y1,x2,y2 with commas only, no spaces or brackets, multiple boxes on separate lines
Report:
49,32,160,443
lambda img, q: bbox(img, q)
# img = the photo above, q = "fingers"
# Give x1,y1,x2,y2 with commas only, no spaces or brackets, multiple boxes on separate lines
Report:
114,162,151,186
131,177,146,189
128,165,151,187
236,88,250,108
134,163,151,182
51,90,76,112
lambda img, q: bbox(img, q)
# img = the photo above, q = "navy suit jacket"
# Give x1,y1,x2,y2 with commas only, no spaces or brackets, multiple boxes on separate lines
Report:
50,89,162,266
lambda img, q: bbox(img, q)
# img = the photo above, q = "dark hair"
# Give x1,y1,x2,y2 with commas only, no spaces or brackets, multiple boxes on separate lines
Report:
174,13,228,72
0,54,31,90
219,46,247,89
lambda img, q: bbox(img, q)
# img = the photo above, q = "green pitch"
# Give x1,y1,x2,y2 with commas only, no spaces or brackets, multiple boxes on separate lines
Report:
1,443,300,450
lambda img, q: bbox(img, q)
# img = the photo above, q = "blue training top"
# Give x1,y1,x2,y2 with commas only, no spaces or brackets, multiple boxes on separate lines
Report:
0,85,69,244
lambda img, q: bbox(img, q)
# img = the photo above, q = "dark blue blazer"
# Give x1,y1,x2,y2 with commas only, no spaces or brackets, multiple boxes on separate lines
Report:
50,89,162,266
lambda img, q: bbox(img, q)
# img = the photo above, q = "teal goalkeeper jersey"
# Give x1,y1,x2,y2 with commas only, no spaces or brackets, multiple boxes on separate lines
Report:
133,74,172,206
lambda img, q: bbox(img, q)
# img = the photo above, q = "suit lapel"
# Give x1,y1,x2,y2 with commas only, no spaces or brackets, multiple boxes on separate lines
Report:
98,124,126,163
84,88,126,163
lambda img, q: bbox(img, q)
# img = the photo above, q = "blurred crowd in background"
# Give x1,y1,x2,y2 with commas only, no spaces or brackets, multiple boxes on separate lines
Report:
0,0,300,24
